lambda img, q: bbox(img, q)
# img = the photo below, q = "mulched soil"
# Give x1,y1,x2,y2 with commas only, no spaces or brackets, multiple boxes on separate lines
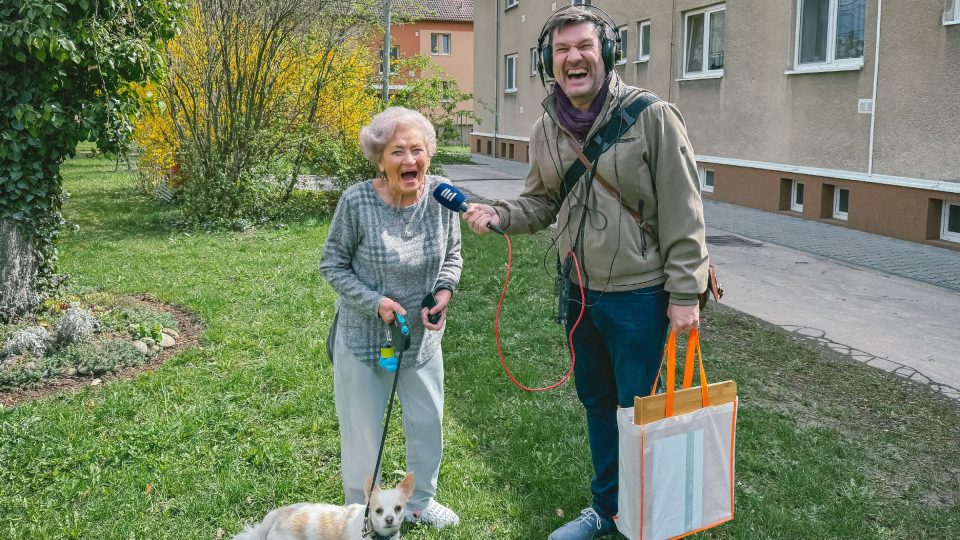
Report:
0,294,202,408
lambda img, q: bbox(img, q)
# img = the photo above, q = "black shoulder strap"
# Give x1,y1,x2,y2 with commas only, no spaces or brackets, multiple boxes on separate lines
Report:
559,92,660,200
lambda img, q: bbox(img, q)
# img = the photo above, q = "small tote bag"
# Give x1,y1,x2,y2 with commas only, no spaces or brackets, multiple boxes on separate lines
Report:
616,329,738,540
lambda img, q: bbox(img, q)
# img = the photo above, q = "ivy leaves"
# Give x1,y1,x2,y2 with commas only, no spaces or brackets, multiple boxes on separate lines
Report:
0,0,183,318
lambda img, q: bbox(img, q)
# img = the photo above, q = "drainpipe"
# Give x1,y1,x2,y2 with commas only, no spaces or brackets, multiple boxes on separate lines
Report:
867,0,882,175
668,0,677,102
494,0,501,158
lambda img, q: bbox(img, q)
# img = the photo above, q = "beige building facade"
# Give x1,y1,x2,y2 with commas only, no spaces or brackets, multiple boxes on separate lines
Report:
472,0,960,249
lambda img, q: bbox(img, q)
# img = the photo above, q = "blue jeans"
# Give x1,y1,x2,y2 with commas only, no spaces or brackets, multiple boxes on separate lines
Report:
565,283,670,520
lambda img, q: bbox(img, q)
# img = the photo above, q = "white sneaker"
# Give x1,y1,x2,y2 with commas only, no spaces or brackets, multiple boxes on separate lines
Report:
404,499,460,528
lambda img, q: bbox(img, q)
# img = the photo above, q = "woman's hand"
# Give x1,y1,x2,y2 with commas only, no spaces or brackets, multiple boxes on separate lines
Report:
378,297,406,325
421,289,452,330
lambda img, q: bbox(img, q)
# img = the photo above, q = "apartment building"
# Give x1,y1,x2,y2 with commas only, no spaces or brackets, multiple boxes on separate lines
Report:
377,0,475,142
472,0,960,249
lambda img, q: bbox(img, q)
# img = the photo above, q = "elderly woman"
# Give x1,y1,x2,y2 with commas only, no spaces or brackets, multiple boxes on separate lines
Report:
319,106,462,528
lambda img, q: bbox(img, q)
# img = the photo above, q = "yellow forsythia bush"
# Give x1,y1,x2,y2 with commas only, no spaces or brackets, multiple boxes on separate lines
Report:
133,2,380,198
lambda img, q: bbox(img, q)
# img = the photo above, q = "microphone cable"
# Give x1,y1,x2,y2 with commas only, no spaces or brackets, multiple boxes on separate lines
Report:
493,232,586,392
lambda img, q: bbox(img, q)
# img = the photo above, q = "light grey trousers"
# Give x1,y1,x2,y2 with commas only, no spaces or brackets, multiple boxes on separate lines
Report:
332,333,444,512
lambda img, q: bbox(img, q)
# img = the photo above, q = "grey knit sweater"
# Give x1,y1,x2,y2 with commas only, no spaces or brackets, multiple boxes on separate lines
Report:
319,176,463,368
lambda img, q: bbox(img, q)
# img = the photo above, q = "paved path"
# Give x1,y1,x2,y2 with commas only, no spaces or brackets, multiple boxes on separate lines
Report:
705,201,960,292
443,155,960,401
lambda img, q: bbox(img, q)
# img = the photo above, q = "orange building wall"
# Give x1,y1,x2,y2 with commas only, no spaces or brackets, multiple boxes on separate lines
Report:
386,21,474,115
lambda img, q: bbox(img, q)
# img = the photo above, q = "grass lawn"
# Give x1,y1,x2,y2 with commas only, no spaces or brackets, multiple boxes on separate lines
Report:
1,156,958,539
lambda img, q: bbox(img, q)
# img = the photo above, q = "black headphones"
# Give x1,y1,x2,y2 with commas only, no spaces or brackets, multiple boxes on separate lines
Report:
536,4,621,81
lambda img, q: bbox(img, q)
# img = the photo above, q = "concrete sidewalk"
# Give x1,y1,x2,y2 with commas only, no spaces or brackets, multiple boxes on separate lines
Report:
443,154,960,400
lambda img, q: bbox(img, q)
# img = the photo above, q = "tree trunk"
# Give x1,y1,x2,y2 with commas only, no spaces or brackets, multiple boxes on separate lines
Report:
0,218,40,323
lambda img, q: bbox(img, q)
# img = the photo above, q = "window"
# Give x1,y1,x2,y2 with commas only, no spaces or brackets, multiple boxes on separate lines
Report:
433,80,453,102
378,45,399,74
572,0,591,5
791,180,804,212
942,202,960,242
530,47,539,76
616,26,628,65
505,0,518,8
683,5,725,78
505,54,518,93
698,166,715,193
431,33,451,55
833,187,849,220
795,0,866,69
637,21,651,62
945,0,960,24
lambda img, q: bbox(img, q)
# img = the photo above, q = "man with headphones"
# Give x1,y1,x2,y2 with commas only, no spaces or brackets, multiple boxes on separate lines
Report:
464,6,709,540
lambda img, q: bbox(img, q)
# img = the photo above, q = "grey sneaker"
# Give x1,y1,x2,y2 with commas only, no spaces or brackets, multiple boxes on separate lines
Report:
404,499,460,528
548,507,616,540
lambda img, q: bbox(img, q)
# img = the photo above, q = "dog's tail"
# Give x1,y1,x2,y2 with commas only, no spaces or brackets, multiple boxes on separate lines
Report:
230,521,266,540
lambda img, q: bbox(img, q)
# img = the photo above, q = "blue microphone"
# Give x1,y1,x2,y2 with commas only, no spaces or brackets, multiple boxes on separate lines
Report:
432,183,505,235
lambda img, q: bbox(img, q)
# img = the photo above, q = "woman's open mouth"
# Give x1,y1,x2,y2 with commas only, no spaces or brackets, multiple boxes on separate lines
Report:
401,171,419,182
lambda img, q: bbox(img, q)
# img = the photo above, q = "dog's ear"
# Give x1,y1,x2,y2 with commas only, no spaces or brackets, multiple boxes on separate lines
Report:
364,475,378,501
398,472,415,500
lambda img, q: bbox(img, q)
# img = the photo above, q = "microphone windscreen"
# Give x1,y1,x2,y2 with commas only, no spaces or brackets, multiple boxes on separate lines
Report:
432,183,469,213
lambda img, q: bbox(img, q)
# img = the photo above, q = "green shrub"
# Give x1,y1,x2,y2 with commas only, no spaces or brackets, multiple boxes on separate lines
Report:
432,148,474,165
280,190,341,222
302,137,377,192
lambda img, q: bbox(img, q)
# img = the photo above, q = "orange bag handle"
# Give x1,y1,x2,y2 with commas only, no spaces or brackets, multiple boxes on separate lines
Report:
652,329,710,418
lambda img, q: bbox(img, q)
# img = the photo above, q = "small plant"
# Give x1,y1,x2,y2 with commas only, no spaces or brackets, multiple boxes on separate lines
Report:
131,322,165,343
2,326,51,358
97,304,177,334
56,308,97,345
71,339,147,376
0,339,148,390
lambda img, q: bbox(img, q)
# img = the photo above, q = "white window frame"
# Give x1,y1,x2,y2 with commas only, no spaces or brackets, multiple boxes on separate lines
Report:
833,187,849,220
505,0,518,9
430,33,451,55
793,0,866,71
941,202,960,243
636,21,651,62
945,0,960,25
698,166,715,193
682,4,725,79
571,0,591,5
616,25,628,65
790,180,804,212
530,47,539,76
505,54,518,93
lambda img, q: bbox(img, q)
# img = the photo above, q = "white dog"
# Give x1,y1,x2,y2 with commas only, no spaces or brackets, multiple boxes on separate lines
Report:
232,473,414,540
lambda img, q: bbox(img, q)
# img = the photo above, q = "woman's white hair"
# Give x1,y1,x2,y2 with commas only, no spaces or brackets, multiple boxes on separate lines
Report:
359,106,438,167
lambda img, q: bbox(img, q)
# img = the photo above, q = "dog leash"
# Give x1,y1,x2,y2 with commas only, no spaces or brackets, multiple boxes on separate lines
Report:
362,313,410,539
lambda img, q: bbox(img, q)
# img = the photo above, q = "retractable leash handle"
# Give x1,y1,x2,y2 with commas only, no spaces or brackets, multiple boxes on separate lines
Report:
378,312,410,373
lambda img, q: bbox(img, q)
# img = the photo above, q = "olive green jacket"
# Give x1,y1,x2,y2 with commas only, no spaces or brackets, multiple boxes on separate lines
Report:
492,73,709,305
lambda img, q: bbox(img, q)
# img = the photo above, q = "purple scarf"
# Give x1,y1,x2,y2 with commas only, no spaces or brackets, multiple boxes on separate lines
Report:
553,75,610,141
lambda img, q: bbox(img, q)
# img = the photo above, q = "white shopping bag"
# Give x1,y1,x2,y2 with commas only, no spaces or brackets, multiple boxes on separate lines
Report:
616,329,737,540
